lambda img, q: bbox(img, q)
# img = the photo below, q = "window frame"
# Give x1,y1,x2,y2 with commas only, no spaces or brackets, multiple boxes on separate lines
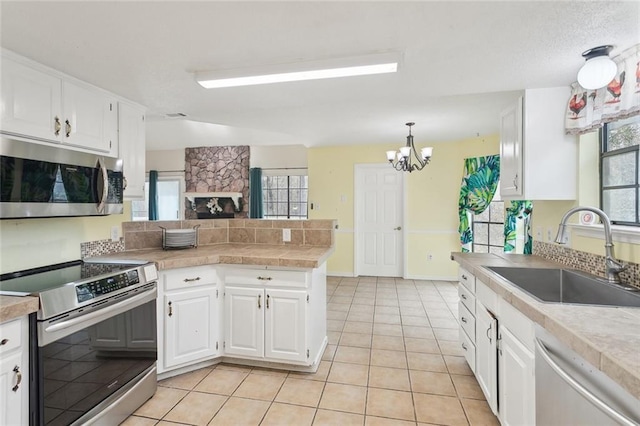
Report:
471,200,505,254
262,175,308,220
600,119,640,227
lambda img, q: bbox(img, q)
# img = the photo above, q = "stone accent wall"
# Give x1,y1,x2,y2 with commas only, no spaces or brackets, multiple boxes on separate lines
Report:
121,219,336,251
533,240,640,289
185,146,250,218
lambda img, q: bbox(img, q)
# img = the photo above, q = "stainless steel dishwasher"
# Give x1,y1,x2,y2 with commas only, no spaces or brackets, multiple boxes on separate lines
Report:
535,326,640,426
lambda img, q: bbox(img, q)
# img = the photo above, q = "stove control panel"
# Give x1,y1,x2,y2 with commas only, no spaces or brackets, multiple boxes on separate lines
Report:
76,270,140,303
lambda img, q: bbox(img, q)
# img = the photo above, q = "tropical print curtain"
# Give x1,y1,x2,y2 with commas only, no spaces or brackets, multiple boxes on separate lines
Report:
565,44,640,135
505,200,533,254
458,155,500,252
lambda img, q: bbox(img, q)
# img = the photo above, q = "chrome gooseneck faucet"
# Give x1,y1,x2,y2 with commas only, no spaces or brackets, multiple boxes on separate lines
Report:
554,206,628,285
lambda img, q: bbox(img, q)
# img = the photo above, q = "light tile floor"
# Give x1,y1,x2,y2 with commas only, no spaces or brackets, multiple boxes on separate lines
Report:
123,277,500,426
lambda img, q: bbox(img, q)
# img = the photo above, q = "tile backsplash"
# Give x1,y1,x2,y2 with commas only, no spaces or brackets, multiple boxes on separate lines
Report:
533,241,640,289
80,239,125,258
121,219,336,251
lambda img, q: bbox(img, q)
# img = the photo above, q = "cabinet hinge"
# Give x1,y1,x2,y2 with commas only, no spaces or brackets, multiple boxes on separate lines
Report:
223,341,226,349
307,349,310,359
306,294,309,303
216,341,219,350
110,103,113,111
216,289,219,298
109,140,112,148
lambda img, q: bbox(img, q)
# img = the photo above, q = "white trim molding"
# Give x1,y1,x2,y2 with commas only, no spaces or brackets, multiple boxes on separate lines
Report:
571,223,640,245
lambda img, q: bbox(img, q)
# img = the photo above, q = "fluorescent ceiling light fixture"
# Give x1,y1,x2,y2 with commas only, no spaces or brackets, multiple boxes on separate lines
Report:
196,52,400,89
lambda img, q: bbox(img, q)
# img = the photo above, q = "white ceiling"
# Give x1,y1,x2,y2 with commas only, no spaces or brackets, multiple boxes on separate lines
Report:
1,1,638,150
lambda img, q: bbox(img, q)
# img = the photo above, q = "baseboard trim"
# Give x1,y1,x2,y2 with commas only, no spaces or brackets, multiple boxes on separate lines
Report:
327,272,357,277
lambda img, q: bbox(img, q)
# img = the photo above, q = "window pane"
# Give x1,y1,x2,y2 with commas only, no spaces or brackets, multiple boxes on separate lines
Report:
474,208,489,222
603,188,636,222
473,223,489,245
602,152,637,186
489,246,504,254
276,176,287,187
289,176,300,188
489,202,504,223
277,202,288,216
277,189,288,202
606,117,640,151
474,244,488,253
489,224,505,247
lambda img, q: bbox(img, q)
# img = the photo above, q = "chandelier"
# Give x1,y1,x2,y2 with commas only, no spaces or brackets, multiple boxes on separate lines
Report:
386,122,433,172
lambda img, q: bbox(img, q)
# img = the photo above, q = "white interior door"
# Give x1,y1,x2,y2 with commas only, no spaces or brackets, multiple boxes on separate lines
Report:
355,164,404,277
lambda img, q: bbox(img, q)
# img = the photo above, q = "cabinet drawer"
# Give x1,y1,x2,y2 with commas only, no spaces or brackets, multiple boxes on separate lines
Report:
459,327,476,373
458,284,475,315
162,266,217,291
458,267,476,292
0,318,22,354
458,301,476,344
224,267,309,288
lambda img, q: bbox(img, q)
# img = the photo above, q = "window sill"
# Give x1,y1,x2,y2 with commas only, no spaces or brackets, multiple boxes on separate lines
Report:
570,223,640,245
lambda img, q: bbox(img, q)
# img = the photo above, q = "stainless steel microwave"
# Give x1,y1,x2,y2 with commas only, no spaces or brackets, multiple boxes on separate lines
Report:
0,137,124,219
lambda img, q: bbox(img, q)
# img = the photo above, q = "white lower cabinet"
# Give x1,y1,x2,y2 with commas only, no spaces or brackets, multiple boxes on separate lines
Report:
225,286,308,363
158,266,220,373
0,317,28,426
498,325,535,426
475,302,498,415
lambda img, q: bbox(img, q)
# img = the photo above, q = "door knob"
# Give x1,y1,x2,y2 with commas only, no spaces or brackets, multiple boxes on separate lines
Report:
394,226,402,231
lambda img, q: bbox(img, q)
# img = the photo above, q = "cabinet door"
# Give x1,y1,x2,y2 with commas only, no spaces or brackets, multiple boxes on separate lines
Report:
500,97,523,197
499,326,535,426
1,56,62,142
475,303,498,415
265,289,307,362
118,102,146,199
62,81,115,153
0,351,25,425
224,286,264,358
164,288,218,369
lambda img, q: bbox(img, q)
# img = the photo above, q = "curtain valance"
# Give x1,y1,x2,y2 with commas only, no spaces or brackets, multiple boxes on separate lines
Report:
565,44,640,135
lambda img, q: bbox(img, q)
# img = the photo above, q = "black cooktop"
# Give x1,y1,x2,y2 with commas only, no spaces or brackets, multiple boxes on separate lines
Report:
0,260,146,294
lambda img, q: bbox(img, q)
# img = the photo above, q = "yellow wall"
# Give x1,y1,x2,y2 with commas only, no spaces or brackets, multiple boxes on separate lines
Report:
0,203,132,273
533,132,639,263
308,135,500,278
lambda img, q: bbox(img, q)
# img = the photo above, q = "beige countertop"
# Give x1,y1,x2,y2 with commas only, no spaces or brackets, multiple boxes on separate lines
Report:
88,243,335,271
0,295,39,324
451,252,640,400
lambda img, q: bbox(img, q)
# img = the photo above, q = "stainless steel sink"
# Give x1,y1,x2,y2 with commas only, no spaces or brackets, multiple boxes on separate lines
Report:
486,267,640,307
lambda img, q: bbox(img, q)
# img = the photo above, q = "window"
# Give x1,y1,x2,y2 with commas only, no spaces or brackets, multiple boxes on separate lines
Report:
472,199,505,253
601,116,640,226
262,175,308,219
131,177,183,221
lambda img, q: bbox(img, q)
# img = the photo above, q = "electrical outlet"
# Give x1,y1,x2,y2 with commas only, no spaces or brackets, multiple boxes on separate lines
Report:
547,227,555,243
110,225,120,242
340,195,347,203
282,228,291,242
426,253,433,261
535,226,543,241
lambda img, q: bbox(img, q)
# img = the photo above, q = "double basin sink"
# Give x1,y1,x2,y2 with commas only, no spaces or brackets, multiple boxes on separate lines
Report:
486,266,640,307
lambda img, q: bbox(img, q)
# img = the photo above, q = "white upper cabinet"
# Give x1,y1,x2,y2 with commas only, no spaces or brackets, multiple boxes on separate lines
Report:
118,102,146,199
1,57,63,142
62,80,117,154
500,87,577,200
1,50,134,158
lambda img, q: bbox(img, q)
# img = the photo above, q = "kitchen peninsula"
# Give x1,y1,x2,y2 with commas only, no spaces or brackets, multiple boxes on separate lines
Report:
90,218,336,378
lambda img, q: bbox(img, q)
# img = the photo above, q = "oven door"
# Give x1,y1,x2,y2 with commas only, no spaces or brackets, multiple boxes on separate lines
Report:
32,287,157,425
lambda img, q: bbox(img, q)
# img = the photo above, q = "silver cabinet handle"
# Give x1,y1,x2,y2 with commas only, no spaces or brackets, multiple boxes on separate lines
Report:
461,317,467,323
12,366,22,392
534,338,636,426
258,294,262,309
123,176,128,191
487,324,493,344
65,119,72,137
461,274,468,281
183,277,201,283
266,294,270,309
461,294,467,300
513,173,518,191
461,342,468,351
168,301,173,317
0,338,8,346
257,276,272,281
54,116,61,136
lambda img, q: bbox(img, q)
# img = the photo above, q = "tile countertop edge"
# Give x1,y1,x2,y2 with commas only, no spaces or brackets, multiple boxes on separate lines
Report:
451,252,640,401
0,295,39,323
